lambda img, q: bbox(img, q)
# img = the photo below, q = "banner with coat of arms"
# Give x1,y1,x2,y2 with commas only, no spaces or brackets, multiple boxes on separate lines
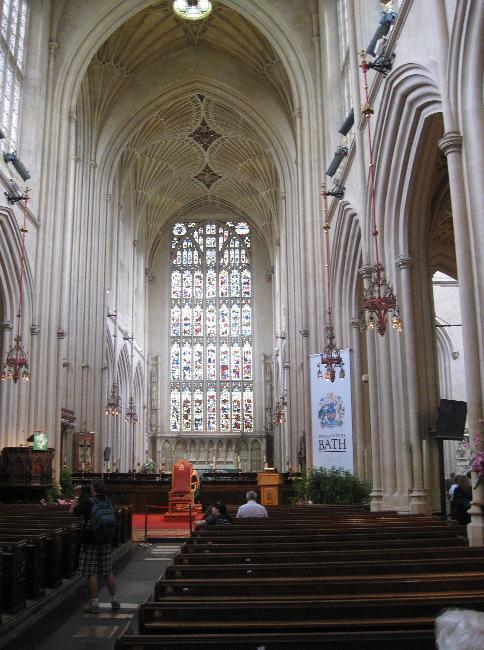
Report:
309,350,353,472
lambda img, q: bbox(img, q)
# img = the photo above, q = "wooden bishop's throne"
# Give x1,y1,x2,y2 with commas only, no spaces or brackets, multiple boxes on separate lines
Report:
167,460,201,517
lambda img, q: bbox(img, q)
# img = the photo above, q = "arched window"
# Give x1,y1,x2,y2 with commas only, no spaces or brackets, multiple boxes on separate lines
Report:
0,0,29,147
170,221,253,434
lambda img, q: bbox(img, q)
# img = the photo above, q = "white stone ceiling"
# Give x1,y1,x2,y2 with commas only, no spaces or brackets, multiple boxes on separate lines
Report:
81,1,292,252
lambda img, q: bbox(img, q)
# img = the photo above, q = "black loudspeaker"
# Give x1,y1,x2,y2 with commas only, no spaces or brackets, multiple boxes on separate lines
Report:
103,447,111,462
434,399,467,440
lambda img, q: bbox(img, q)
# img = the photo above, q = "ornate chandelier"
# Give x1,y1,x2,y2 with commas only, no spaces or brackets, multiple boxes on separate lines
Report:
124,395,138,424
105,382,121,416
317,324,345,382
1,190,30,383
124,334,138,424
360,51,403,336
317,186,345,382
105,309,121,416
363,262,403,335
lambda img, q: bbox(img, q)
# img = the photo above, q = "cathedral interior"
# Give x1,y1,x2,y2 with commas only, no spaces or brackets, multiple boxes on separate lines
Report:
0,1,483,646
0,0,482,527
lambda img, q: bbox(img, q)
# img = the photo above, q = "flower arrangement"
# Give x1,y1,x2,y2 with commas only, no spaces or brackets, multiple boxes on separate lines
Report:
465,432,484,488
142,457,157,473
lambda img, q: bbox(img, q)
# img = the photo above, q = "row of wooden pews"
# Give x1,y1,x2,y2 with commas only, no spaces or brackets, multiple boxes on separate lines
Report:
0,502,132,625
116,505,484,649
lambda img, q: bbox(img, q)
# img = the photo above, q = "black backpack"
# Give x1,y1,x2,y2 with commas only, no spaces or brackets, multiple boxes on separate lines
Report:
85,496,118,544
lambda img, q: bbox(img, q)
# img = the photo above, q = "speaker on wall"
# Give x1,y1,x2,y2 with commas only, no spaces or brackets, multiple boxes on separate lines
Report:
434,399,467,440
103,447,111,462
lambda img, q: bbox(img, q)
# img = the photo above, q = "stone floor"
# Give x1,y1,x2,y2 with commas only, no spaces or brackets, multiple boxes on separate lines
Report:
1,542,181,650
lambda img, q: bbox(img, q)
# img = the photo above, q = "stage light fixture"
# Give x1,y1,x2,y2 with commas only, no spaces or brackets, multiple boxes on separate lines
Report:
326,145,348,178
338,109,354,136
366,11,396,57
3,151,31,181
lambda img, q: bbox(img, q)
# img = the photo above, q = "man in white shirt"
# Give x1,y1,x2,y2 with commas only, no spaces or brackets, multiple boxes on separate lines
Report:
236,491,268,518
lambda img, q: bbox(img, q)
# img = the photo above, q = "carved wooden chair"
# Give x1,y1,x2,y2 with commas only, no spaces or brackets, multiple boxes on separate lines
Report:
168,460,195,513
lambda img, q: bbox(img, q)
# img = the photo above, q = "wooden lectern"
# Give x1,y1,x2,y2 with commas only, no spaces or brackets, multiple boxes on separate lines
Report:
257,470,282,506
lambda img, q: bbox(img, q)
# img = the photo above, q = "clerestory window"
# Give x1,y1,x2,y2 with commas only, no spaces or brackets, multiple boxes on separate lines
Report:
170,221,254,434
0,0,28,147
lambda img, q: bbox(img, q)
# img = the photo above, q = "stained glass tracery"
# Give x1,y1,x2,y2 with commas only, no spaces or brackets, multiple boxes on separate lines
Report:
170,221,253,433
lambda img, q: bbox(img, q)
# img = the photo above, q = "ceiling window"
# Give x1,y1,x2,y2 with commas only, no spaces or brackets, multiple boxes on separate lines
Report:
0,0,28,147
337,0,352,118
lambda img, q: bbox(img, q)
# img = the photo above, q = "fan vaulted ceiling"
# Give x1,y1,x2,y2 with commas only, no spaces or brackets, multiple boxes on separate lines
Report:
81,1,293,252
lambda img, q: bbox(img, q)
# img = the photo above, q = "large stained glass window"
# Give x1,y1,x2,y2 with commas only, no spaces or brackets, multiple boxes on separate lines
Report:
170,221,253,434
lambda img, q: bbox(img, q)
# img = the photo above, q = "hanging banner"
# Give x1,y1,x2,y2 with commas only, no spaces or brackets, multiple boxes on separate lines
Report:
310,350,353,472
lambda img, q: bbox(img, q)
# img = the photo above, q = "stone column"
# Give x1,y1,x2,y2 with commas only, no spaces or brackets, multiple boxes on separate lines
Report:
0,321,13,446
360,265,383,509
350,318,365,478
396,256,428,513
439,132,483,545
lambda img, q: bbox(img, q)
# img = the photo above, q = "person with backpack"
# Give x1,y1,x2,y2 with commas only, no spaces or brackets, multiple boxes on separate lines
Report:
73,479,120,613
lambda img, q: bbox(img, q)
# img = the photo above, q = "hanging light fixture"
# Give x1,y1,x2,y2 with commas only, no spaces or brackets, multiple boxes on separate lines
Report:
124,334,138,424
359,51,403,336
124,394,138,424
105,309,121,416
124,332,138,472
317,185,345,382
1,189,31,383
172,0,212,21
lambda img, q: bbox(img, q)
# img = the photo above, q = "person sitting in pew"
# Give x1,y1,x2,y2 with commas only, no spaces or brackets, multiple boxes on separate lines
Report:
435,608,484,649
195,501,233,528
236,491,268,519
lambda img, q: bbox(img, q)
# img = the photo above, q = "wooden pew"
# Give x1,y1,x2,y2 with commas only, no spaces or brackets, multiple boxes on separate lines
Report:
155,572,484,599
0,540,26,613
115,628,436,649
0,523,65,587
189,529,465,545
138,592,484,633
117,508,484,649
166,555,484,580
0,503,132,545
0,531,46,598
174,545,483,565
180,537,466,555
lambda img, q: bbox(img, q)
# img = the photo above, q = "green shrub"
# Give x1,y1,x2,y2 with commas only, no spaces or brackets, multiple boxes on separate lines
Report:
59,467,74,498
292,466,371,505
46,484,61,503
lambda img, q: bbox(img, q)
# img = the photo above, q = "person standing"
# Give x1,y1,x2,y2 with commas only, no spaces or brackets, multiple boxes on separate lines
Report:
451,475,473,525
73,479,120,613
236,491,268,518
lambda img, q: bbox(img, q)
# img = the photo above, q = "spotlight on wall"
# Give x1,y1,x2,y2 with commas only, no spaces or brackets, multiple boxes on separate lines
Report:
367,37,396,77
326,145,348,178
338,109,354,136
3,151,31,181
325,181,345,200
366,11,396,57
4,178,29,205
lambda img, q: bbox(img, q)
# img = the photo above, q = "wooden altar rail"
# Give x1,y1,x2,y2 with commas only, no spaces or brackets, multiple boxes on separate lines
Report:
70,472,298,513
